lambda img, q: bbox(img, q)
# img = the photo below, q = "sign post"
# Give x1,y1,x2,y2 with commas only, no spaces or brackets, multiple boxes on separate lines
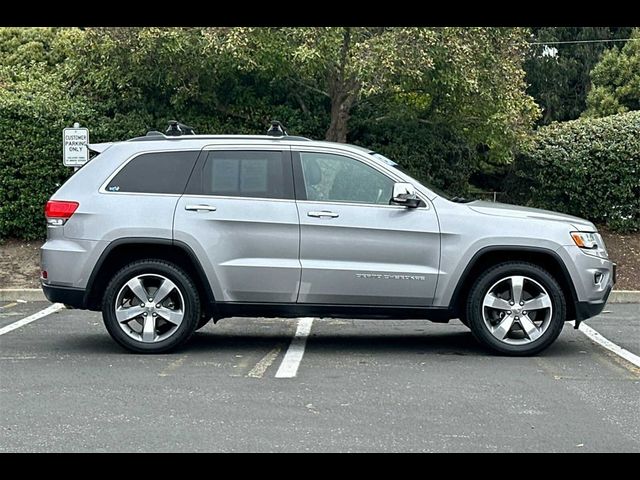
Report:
63,123,89,169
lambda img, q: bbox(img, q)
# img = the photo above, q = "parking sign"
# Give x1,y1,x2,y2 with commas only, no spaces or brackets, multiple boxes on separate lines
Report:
63,126,89,167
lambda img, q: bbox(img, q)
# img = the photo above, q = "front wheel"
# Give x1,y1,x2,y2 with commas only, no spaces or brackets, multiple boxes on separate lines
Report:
102,259,201,353
196,316,212,331
466,262,566,356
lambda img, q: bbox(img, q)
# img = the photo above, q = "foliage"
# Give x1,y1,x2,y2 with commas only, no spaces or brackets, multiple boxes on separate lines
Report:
351,114,473,196
584,28,640,117
505,111,640,232
0,29,92,239
524,27,633,125
1,27,635,239
72,28,329,138
0,69,94,239
219,27,539,166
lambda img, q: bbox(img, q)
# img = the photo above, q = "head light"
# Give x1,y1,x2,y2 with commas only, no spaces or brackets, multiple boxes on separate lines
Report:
571,231,609,258
571,231,598,249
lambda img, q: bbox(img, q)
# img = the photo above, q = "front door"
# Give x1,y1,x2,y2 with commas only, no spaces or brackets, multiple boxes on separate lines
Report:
294,149,440,306
174,147,300,303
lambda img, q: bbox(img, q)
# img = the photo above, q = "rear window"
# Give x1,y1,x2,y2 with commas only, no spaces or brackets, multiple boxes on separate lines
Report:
105,151,198,194
187,150,293,199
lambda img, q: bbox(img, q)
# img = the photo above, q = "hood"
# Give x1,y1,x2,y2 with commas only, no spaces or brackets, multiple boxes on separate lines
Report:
467,201,596,231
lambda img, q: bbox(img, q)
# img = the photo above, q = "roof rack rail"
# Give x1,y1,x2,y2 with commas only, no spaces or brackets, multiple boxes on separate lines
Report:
166,121,196,136
267,120,287,137
127,119,312,142
129,134,312,142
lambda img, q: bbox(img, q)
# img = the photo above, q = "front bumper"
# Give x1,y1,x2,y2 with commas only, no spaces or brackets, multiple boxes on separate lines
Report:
575,283,612,322
556,244,616,322
573,261,616,325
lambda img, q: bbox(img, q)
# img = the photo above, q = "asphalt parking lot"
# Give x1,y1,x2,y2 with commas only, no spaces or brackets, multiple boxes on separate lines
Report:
1,300,638,452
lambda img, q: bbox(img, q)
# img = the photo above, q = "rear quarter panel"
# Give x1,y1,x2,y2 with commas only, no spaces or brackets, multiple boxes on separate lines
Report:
44,144,181,288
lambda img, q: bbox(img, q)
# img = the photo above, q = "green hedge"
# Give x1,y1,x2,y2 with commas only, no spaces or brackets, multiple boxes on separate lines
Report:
0,69,153,240
0,72,87,240
506,111,640,232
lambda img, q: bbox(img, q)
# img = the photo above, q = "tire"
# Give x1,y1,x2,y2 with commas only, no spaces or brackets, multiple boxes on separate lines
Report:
102,259,201,353
466,261,566,356
196,316,212,331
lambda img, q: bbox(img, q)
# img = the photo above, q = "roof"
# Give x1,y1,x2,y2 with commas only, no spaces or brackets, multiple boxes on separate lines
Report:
116,133,375,158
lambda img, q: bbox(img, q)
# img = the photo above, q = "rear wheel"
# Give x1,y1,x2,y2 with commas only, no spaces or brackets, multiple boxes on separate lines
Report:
102,259,201,353
466,261,566,356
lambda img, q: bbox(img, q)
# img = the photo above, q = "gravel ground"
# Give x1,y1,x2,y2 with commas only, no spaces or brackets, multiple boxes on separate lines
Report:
0,239,41,289
599,229,640,290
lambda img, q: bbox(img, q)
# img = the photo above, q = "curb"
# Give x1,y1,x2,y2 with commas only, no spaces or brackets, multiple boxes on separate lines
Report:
1,288,639,304
0,289,46,302
608,290,640,304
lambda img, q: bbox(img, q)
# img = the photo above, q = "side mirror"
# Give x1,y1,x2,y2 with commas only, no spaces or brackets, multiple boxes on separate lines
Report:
391,182,421,208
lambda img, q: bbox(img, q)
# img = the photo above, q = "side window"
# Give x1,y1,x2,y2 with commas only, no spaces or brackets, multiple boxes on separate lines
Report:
299,152,394,205
106,151,198,194
195,150,293,200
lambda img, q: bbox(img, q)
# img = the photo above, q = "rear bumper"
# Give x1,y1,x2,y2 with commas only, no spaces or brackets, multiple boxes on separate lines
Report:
42,283,86,309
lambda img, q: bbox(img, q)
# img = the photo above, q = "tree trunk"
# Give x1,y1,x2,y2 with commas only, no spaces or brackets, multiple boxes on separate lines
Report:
326,93,355,143
324,27,357,143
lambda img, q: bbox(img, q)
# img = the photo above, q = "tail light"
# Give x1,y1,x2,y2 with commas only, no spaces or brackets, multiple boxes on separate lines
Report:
45,200,79,226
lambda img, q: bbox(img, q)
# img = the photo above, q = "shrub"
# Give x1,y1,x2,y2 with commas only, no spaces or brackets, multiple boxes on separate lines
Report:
506,111,640,232
0,66,93,240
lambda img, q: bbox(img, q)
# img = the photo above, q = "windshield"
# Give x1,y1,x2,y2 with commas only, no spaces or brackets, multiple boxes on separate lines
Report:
370,152,455,201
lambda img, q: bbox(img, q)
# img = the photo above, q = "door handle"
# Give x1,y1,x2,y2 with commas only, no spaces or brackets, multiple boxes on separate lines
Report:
307,210,339,218
185,204,217,212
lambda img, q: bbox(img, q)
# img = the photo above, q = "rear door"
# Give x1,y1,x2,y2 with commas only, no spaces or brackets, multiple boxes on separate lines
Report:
174,146,301,303
293,148,440,306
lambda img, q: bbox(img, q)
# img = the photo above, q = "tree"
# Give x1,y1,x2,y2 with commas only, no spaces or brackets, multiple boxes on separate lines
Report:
0,27,542,239
584,28,640,117
219,27,539,165
524,27,633,124
67,28,328,138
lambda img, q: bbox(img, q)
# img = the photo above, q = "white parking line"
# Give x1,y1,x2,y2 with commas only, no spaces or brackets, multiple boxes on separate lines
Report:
574,321,640,368
275,318,314,378
0,303,64,336
247,346,282,378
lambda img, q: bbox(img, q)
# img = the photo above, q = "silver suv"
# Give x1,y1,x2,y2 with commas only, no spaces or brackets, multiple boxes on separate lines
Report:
41,126,616,355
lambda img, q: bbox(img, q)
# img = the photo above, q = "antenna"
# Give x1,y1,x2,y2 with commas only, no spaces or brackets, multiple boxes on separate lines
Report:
267,120,288,137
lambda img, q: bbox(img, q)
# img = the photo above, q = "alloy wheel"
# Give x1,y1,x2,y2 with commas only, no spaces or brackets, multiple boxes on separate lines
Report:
114,274,185,343
481,275,553,345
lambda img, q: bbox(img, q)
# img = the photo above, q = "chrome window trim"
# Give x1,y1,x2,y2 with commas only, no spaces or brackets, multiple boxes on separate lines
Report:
202,144,289,151
179,193,297,204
